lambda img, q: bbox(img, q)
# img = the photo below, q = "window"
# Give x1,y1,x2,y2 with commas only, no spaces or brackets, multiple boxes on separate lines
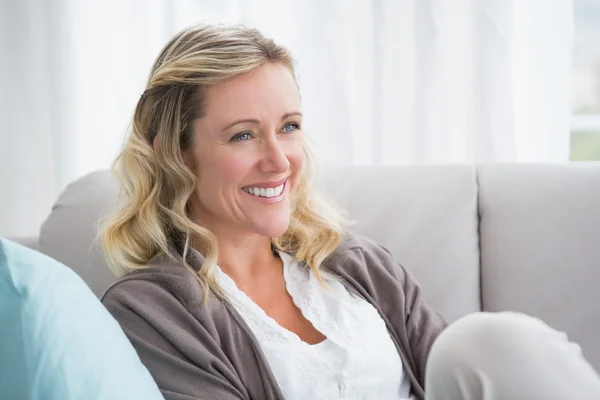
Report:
571,0,600,161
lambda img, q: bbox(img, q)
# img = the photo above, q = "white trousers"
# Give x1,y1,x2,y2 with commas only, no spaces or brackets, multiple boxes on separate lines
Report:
425,312,600,400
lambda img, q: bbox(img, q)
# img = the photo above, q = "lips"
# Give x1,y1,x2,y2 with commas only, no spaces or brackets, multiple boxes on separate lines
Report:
242,177,288,189
242,180,286,198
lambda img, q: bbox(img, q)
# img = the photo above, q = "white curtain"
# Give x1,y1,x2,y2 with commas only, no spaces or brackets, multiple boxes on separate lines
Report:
0,0,573,237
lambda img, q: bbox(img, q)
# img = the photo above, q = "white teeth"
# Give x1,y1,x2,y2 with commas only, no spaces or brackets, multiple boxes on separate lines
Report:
244,183,285,198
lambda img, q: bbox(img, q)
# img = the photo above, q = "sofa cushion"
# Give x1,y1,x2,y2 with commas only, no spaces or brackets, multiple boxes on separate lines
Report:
0,238,163,400
478,163,600,372
322,165,481,322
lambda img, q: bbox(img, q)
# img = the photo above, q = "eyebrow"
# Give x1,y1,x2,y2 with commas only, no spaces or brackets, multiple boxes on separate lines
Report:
221,112,303,132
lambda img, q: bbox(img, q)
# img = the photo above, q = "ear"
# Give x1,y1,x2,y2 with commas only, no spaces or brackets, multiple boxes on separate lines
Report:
152,135,160,153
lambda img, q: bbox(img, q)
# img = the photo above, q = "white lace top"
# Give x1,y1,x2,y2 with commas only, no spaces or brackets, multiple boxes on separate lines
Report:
214,251,414,400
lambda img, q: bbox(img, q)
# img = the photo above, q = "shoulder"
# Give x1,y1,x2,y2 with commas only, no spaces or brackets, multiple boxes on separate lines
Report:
334,231,389,253
325,231,397,275
323,231,416,297
101,252,207,312
100,252,233,348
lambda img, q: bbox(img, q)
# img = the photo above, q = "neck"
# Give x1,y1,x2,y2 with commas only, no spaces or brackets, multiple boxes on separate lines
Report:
191,226,280,286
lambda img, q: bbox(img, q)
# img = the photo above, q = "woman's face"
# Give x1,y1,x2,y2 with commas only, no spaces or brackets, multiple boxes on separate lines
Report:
186,62,305,239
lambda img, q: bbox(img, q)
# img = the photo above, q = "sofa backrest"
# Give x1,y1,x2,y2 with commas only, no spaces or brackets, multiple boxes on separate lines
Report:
38,171,119,299
34,165,482,323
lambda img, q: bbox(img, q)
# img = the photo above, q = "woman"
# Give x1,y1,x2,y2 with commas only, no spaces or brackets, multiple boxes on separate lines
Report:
101,24,600,400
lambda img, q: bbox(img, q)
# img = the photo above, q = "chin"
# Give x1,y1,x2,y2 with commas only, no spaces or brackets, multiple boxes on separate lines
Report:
253,216,291,238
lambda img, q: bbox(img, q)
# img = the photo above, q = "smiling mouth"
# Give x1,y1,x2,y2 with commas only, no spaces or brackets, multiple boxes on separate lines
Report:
242,180,286,198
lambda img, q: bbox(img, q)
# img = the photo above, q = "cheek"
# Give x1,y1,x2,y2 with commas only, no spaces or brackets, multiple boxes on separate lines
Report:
285,138,306,172
221,156,252,186
291,151,305,173
198,150,252,189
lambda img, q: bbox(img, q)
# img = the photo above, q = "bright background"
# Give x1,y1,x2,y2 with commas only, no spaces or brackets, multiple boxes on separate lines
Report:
1,0,599,237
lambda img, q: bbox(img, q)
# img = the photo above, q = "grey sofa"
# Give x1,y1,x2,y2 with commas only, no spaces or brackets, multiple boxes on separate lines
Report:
9,163,600,371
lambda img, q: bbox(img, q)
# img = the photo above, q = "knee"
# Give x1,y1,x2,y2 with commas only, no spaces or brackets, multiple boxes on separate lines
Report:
425,312,600,399
426,312,571,379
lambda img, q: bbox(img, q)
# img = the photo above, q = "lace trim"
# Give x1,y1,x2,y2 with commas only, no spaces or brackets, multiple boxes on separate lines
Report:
213,258,345,399
281,251,401,397
280,252,353,348
214,253,408,399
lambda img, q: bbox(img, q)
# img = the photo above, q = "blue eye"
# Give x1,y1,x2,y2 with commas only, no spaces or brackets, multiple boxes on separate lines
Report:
231,132,252,142
282,122,300,133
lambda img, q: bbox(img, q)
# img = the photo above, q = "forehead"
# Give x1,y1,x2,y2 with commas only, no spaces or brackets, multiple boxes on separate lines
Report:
201,63,300,122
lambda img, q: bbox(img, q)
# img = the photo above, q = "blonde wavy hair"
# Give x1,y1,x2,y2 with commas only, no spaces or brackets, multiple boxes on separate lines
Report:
101,24,348,301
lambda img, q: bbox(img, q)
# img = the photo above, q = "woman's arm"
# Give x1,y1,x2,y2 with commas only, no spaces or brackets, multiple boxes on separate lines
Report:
397,257,448,383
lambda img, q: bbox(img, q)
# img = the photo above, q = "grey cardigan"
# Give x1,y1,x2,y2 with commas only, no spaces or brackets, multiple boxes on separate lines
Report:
101,233,448,400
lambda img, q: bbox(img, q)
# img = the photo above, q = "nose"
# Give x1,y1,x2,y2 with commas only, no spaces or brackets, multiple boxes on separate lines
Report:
258,138,290,173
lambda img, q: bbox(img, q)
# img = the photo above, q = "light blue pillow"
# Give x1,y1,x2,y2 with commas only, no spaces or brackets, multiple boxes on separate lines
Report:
0,238,163,400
